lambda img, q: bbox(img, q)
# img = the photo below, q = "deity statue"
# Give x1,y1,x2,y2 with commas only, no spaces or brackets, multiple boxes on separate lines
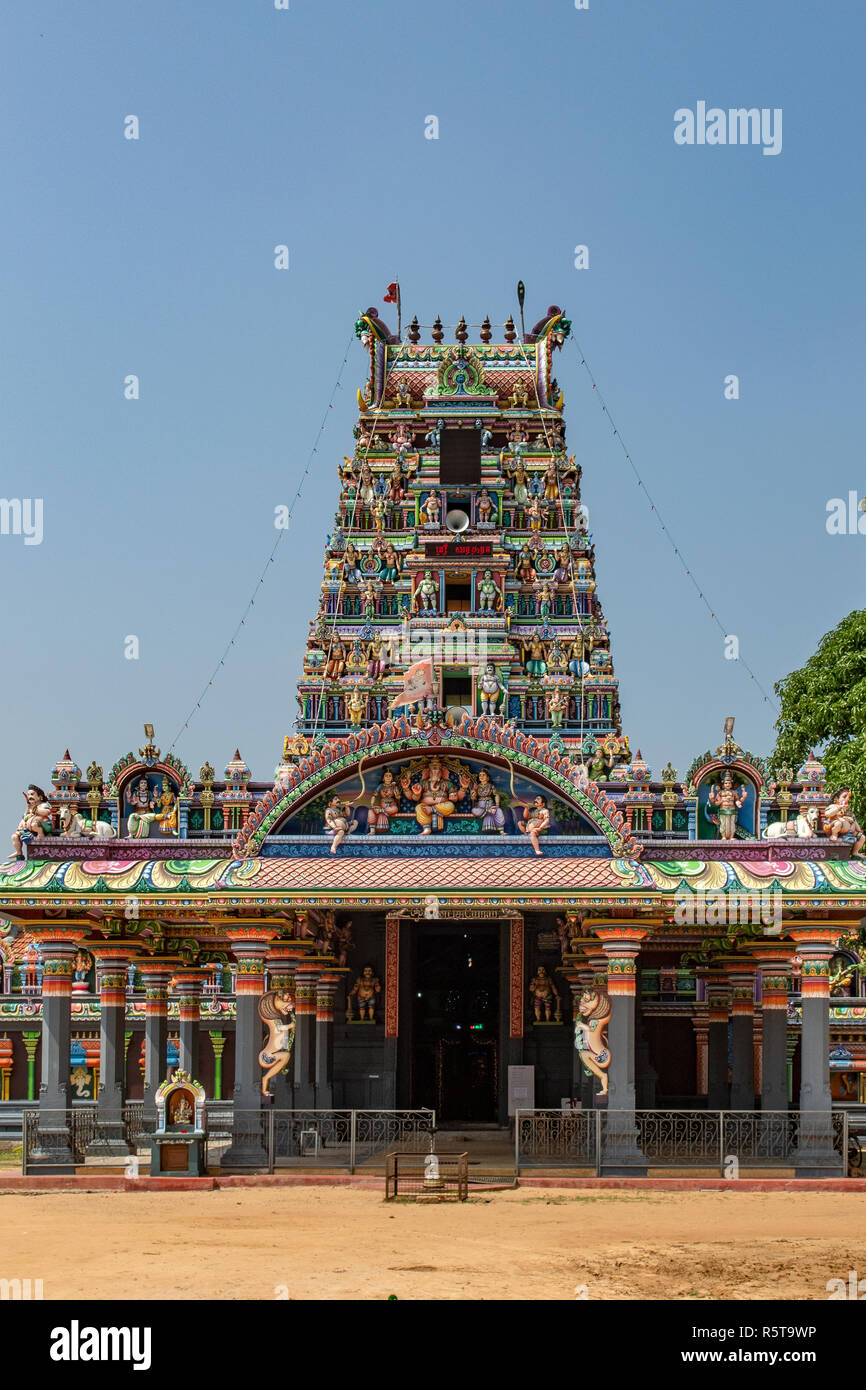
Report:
476,488,495,527
528,965,561,1022
823,789,866,856
171,1093,194,1125
478,423,494,449
477,569,501,613
521,635,548,679
367,768,400,834
508,458,529,506
335,920,355,968
258,989,295,1096
125,777,161,840
537,581,554,619
708,771,747,841
413,570,439,614
425,419,443,450
567,637,589,680
324,636,348,680
400,756,470,834
518,795,550,856
365,633,389,680
357,461,374,507
542,460,559,501
548,686,566,729
371,496,387,534
421,491,441,528
379,543,401,584
347,965,381,1022
478,661,505,716
516,545,536,585
11,785,53,857
347,687,367,727
361,578,379,622
552,541,572,586
470,766,506,833
325,795,358,854
575,988,612,1093
342,543,363,586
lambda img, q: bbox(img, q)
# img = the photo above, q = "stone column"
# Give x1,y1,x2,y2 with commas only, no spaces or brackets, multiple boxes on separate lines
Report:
221,926,275,1169
752,944,793,1114
315,973,340,1108
86,945,136,1158
171,969,204,1080
723,959,757,1110
31,927,84,1172
139,960,177,1128
692,1017,709,1098
592,921,650,1176
789,926,843,1177
293,964,319,1110
705,971,730,1109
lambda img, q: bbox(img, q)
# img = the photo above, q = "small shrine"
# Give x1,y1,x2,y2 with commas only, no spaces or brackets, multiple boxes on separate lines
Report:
150,1070,207,1176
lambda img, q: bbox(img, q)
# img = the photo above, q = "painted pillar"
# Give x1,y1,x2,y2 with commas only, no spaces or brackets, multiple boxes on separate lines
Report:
171,969,205,1080
221,926,275,1169
23,1031,40,1101
293,964,319,1110
0,1037,13,1101
209,1031,226,1101
752,944,794,1114
788,926,843,1177
31,929,83,1172
86,946,137,1157
139,961,176,1126
723,959,756,1110
315,973,340,1108
592,921,650,1176
705,971,730,1109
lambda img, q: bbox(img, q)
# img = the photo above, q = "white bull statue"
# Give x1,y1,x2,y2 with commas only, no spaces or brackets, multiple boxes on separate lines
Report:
58,806,115,840
762,807,818,840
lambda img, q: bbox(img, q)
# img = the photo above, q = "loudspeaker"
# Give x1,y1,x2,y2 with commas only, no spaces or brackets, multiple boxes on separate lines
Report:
445,508,470,534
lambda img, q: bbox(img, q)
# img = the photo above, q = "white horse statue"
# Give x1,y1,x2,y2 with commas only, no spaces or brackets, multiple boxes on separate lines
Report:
58,805,115,840
762,807,818,840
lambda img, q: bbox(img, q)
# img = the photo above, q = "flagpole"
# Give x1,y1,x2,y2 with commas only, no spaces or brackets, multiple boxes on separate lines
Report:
396,278,402,340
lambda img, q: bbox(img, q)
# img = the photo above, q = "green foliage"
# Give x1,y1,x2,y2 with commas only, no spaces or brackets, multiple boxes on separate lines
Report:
773,609,866,819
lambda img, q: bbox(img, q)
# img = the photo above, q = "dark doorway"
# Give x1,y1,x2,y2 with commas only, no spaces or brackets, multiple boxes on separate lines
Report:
413,924,499,1122
440,428,481,485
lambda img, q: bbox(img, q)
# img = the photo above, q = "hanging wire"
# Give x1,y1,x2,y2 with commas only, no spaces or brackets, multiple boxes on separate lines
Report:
167,333,356,753
566,331,778,711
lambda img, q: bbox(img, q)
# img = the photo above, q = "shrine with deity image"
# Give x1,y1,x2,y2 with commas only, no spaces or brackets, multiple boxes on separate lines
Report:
1,294,865,1178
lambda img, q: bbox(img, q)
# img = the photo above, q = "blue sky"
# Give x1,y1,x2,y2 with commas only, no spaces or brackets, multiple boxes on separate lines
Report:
1,0,863,828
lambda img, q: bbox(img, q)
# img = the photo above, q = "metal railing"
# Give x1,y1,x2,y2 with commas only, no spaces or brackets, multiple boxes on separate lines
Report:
515,1109,850,1177
209,1108,435,1173
21,1106,435,1175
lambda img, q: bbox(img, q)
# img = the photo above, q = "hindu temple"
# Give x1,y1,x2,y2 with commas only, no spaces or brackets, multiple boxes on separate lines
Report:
2,298,864,1176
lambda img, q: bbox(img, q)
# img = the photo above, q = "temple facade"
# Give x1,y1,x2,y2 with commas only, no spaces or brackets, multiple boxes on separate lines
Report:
1,299,865,1175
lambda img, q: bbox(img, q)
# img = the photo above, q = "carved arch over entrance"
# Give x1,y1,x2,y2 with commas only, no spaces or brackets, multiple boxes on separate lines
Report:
234,720,640,858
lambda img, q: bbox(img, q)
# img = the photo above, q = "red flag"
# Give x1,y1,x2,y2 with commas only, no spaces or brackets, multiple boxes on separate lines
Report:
383,282,399,303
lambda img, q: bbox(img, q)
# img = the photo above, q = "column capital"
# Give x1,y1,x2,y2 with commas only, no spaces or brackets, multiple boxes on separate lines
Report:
786,926,844,957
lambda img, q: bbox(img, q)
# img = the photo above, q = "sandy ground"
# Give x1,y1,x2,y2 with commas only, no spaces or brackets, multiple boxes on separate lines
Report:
2,1188,865,1300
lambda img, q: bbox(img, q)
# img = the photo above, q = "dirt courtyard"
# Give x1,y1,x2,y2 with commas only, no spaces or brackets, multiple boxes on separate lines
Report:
2,1187,864,1300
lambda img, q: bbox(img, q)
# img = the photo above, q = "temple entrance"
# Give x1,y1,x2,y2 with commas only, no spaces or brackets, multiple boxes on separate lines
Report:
412,923,500,1123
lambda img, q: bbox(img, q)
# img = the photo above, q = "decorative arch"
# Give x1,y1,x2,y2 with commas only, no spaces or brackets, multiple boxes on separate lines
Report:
233,713,640,858
685,752,769,842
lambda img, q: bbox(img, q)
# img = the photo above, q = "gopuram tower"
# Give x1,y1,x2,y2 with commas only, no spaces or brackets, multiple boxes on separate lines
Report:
294,302,630,777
